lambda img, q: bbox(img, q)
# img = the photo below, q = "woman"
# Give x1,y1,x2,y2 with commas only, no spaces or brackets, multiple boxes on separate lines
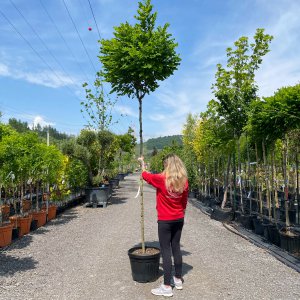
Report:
139,154,188,297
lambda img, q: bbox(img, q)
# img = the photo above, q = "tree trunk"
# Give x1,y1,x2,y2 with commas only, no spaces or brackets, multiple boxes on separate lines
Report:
36,181,39,211
213,157,216,197
237,137,243,213
262,140,271,219
138,96,145,253
273,152,279,208
282,137,290,229
233,151,237,211
255,143,263,216
221,154,231,209
296,146,299,224
271,149,277,222
217,158,220,199
20,181,24,216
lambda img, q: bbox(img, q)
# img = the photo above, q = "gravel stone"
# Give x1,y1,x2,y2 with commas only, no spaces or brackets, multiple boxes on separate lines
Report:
0,173,299,299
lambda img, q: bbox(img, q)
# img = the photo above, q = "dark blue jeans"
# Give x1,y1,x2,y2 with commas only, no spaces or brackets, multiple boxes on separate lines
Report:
158,220,184,285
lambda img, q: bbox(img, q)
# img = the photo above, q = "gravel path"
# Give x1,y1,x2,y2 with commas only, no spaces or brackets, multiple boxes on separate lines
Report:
1,173,300,300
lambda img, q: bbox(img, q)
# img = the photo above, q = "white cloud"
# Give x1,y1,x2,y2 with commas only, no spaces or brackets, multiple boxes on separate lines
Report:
114,104,138,118
256,4,300,97
148,114,166,121
0,63,10,76
30,116,55,129
0,61,79,89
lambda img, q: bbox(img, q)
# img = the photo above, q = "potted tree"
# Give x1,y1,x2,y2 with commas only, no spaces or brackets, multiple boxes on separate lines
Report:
81,74,118,208
211,28,273,221
0,131,36,240
100,0,181,282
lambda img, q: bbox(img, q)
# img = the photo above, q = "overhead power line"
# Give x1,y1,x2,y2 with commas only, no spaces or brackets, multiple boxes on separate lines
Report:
62,0,98,74
39,0,92,85
0,8,71,93
87,0,102,40
9,0,82,90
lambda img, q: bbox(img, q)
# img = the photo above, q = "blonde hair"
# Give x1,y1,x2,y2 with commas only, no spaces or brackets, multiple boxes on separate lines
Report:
162,154,187,194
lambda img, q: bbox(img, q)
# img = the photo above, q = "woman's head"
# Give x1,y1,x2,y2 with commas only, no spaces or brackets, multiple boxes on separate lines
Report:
162,154,188,194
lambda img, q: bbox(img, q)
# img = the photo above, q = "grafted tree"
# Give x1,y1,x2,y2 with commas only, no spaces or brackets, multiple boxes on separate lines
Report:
99,0,181,252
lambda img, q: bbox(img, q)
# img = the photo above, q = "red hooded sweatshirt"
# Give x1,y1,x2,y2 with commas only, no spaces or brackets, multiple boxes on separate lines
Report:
142,171,189,221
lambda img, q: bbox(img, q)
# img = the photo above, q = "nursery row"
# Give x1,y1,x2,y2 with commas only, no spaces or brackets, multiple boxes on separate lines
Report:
0,173,128,249
195,191,300,258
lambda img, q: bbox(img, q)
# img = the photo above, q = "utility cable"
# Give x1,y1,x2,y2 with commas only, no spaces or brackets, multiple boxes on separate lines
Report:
0,8,70,93
9,0,82,90
87,0,102,40
39,0,92,85
62,0,98,74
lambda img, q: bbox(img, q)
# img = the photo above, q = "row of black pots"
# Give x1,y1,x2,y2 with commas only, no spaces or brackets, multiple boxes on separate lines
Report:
56,196,85,215
210,206,234,223
235,212,300,256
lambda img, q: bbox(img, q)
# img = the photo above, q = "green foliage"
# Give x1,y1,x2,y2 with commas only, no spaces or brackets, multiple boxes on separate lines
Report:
0,130,64,191
99,0,181,100
145,135,182,151
212,28,273,137
8,118,29,133
7,118,73,143
247,84,300,146
81,73,116,131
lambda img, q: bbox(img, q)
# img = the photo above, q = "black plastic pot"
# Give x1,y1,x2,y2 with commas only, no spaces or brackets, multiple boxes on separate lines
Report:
267,225,281,247
279,209,297,223
12,227,20,240
109,179,119,189
241,214,255,230
128,246,160,283
188,191,195,198
279,230,300,255
211,206,234,223
253,217,264,235
30,219,38,231
263,223,272,241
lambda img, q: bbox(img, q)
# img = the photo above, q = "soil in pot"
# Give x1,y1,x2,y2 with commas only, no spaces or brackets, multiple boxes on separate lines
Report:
128,246,161,283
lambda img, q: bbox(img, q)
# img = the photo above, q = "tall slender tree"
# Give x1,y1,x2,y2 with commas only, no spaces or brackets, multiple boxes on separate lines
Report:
99,0,181,252
212,28,273,210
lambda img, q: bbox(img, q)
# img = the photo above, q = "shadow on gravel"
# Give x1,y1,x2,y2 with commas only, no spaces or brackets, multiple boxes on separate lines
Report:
125,186,140,193
30,228,49,235
130,241,193,278
182,262,193,276
0,253,38,276
46,211,78,227
110,197,128,205
5,235,34,250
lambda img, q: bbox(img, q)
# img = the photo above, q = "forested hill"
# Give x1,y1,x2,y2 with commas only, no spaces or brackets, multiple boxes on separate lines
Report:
144,135,183,151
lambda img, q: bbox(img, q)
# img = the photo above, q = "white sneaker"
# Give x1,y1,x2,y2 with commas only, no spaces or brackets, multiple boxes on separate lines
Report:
151,284,173,297
173,276,183,290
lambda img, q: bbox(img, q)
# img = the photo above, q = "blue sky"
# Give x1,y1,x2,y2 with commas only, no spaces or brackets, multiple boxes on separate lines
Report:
0,0,299,141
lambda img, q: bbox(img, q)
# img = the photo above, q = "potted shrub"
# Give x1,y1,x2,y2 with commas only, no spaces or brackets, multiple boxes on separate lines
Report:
99,0,181,282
